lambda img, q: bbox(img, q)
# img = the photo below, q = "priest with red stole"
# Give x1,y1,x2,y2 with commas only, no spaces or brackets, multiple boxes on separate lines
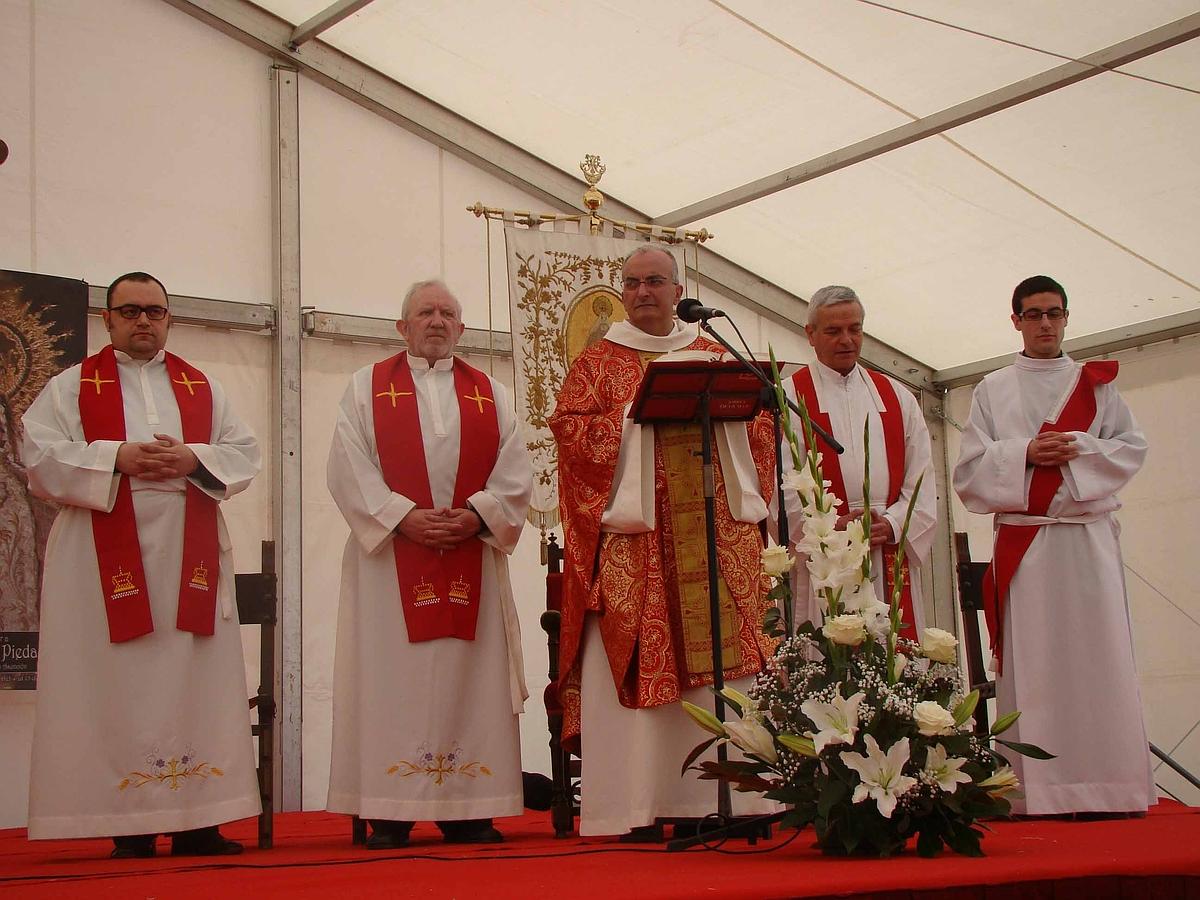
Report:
21,272,261,858
780,285,936,637
549,245,778,837
326,279,532,848
953,275,1153,816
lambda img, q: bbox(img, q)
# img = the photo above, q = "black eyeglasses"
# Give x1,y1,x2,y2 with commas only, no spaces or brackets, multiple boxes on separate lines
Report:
622,276,675,291
111,304,169,321
1018,308,1066,322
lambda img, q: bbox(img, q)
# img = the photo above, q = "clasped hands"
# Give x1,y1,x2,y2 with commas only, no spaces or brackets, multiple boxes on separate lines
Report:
1026,431,1079,467
115,433,199,480
397,507,482,551
835,508,894,547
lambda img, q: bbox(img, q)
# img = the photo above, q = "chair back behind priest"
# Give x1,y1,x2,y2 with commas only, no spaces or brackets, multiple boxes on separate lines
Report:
540,533,580,837
235,540,277,850
954,532,996,733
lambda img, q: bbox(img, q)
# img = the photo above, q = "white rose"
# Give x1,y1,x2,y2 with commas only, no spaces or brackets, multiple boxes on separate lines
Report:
913,700,957,736
920,627,959,665
761,543,795,577
823,614,867,646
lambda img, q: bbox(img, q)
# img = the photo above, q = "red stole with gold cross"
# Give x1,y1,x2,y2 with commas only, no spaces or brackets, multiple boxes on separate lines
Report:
981,360,1119,669
372,352,500,642
78,345,220,643
791,366,916,638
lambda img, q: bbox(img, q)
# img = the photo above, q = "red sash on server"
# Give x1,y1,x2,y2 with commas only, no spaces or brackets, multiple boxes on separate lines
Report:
981,360,1119,668
791,366,916,638
78,346,220,643
372,353,500,642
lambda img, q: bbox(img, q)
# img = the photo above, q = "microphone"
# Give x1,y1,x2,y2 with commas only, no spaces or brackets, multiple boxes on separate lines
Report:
676,298,727,323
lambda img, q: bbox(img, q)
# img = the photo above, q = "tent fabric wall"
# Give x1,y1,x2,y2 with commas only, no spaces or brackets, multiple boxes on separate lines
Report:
2,0,1195,829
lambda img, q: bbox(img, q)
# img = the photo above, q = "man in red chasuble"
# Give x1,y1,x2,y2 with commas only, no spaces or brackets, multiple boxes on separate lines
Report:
22,272,261,857
549,246,778,837
326,280,532,849
780,285,936,638
954,275,1153,816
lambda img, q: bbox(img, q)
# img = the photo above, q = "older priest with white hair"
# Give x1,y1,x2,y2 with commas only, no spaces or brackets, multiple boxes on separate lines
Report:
780,285,936,637
22,271,261,858
326,279,532,848
549,245,777,838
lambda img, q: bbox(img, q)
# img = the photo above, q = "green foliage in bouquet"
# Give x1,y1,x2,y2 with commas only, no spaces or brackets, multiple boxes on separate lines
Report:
682,349,1051,858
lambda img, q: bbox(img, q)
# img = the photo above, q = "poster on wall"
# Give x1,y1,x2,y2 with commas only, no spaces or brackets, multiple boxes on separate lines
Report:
0,270,88,689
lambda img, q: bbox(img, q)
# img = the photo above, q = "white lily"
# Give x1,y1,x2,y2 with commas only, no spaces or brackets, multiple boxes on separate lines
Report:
923,744,971,794
978,765,1021,799
840,734,918,819
724,714,778,764
801,690,864,754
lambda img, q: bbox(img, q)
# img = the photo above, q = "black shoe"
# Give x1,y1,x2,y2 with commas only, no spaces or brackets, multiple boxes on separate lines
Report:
110,834,156,859
170,825,243,857
366,819,412,850
439,819,504,844
618,824,663,843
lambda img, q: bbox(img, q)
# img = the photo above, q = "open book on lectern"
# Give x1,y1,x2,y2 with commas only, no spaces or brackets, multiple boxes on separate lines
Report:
628,350,788,425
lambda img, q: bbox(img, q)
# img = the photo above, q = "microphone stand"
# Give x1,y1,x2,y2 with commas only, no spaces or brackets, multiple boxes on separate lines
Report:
666,314,843,852
693,317,844,456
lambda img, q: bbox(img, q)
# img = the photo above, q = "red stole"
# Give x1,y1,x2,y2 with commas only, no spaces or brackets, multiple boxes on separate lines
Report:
981,360,1119,668
78,346,220,643
791,366,916,638
372,353,500,642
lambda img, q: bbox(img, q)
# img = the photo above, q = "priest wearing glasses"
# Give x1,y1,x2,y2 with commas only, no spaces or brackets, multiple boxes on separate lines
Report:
22,271,261,857
953,275,1154,817
549,245,777,837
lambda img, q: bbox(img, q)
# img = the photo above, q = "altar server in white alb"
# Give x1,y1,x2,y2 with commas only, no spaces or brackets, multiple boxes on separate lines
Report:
780,286,936,637
953,275,1154,816
326,279,532,849
22,272,261,858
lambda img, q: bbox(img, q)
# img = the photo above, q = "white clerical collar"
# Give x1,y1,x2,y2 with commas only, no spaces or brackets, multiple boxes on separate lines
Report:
1015,352,1073,372
605,319,696,353
113,348,165,367
812,358,860,385
406,353,455,372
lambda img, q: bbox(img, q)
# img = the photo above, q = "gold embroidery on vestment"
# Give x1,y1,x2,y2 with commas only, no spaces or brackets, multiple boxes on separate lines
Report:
659,424,741,676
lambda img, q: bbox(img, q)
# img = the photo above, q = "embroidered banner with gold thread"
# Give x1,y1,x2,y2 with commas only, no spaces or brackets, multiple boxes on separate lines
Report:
504,228,686,529
0,270,87,688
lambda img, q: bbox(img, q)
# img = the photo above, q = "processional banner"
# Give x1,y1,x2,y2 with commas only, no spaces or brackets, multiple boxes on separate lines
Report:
0,270,88,689
504,228,686,529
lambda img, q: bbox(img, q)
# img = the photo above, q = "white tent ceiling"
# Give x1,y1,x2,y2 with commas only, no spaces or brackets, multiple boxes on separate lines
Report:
251,0,1200,369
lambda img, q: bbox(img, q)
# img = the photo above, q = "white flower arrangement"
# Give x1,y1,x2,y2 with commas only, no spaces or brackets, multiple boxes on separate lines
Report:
683,350,1051,858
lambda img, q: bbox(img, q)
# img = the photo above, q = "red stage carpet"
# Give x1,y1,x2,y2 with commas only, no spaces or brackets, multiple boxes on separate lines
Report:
3,801,1199,899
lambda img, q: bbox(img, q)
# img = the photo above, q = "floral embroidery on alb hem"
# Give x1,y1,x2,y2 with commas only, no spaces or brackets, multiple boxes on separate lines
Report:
386,743,491,786
119,746,225,792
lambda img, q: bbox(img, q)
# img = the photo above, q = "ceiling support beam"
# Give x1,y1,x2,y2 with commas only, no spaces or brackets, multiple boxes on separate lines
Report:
653,12,1200,228
159,0,935,389
288,0,376,48
933,308,1200,389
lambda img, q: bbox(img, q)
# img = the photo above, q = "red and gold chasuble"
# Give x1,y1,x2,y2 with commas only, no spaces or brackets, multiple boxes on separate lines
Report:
982,360,1119,668
550,336,776,749
372,352,499,642
78,346,220,643
791,366,917,639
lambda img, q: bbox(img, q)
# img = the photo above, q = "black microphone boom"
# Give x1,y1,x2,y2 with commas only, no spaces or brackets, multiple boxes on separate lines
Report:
676,298,727,323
